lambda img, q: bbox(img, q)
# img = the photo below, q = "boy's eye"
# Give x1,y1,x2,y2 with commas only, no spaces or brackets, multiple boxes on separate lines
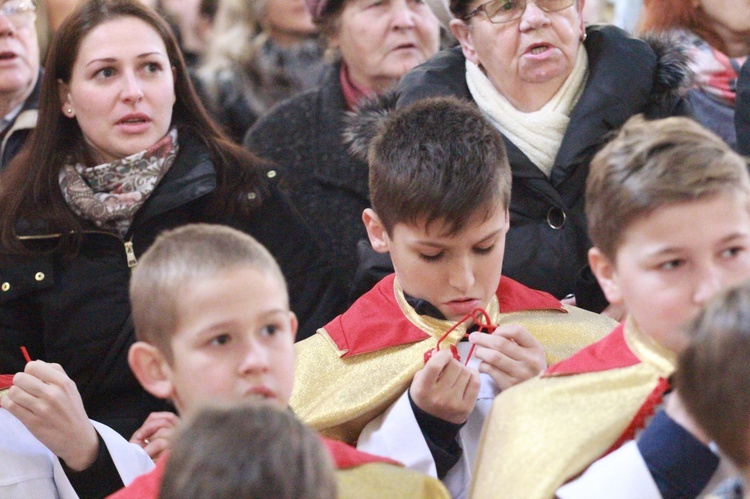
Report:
260,324,280,336
720,246,745,259
658,259,684,271
209,334,231,346
419,252,444,262
473,244,495,255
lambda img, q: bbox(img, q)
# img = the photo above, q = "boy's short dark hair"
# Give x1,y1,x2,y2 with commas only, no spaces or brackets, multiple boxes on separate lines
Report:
586,115,750,260
368,97,511,236
129,224,286,362
160,402,337,499
676,281,750,469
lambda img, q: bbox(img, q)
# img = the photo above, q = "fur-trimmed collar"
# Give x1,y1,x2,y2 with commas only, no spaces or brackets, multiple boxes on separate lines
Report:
641,31,694,104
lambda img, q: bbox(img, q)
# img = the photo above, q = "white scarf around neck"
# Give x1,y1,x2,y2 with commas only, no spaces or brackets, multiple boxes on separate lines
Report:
466,46,589,177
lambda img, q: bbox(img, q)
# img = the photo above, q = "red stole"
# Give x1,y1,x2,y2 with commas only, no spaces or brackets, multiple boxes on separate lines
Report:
324,273,564,358
544,323,671,454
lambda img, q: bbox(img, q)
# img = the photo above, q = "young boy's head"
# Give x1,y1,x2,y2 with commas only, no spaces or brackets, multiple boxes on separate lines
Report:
586,115,750,353
676,281,750,471
362,97,512,321
128,224,298,415
160,401,336,499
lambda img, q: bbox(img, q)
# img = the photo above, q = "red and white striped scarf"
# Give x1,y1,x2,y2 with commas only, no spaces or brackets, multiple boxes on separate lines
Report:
679,29,747,106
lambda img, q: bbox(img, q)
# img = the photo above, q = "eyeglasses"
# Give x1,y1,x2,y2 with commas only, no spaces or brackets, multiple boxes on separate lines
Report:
464,0,575,23
0,1,36,29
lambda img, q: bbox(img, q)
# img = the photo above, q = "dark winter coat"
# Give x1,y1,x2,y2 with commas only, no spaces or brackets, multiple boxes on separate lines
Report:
737,58,750,157
0,70,41,170
244,62,370,296
394,24,692,307
0,131,347,439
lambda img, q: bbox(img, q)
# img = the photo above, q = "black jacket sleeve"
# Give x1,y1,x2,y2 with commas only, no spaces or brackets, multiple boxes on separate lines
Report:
408,389,464,479
63,431,125,499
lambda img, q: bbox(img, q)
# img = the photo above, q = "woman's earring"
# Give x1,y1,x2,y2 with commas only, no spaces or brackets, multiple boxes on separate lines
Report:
66,108,73,115
580,31,587,43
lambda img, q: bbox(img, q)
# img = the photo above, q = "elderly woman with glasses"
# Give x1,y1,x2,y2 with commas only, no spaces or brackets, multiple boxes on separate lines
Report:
393,0,692,315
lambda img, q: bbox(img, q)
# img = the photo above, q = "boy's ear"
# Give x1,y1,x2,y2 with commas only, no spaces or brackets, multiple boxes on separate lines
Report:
363,208,390,254
128,341,175,401
289,311,299,341
588,247,623,305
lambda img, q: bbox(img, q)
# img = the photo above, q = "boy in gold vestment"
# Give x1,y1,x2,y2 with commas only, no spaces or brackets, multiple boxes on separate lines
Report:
290,97,616,497
472,116,750,498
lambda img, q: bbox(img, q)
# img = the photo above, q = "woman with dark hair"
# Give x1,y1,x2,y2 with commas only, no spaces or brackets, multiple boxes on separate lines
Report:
0,0,345,445
640,0,749,150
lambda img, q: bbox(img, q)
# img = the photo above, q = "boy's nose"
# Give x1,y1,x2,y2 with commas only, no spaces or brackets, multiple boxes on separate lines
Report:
238,343,270,374
693,267,724,306
448,257,475,293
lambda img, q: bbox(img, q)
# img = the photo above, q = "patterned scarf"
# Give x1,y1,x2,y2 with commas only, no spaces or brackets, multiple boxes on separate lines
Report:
59,129,179,237
679,29,747,106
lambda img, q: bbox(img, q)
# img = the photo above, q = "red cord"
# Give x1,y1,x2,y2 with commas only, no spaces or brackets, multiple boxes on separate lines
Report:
20,346,31,363
426,308,497,366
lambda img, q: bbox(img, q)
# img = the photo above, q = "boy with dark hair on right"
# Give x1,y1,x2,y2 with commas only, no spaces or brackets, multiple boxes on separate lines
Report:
677,281,750,499
291,97,616,497
473,115,750,498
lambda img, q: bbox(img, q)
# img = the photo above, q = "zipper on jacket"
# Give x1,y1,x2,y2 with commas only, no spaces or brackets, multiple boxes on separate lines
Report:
81,230,138,268
17,230,138,268
79,230,137,268
123,240,137,268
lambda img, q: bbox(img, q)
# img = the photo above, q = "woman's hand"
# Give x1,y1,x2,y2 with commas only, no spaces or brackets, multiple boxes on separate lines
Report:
410,349,480,424
0,360,99,471
468,325,547,390
130,411,180,460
